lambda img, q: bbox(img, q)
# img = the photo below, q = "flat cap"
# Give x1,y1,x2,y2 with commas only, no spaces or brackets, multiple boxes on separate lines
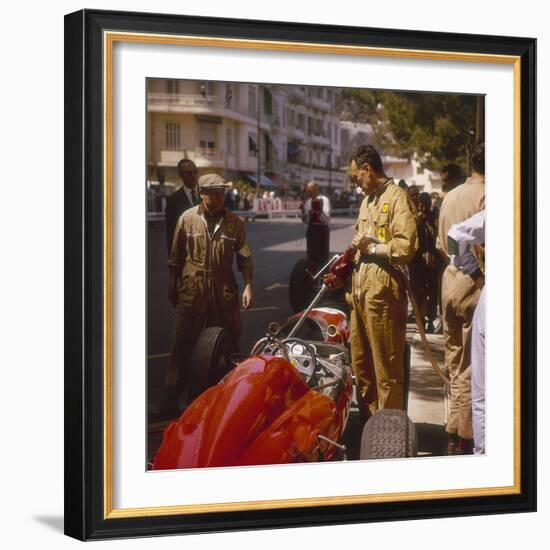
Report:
198,173,230,190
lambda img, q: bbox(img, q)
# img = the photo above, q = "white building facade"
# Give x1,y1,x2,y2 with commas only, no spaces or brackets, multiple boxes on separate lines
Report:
147,79,346,191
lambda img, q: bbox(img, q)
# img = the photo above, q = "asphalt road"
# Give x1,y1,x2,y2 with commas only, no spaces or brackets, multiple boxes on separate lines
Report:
147,216,357,400
147,215,447,462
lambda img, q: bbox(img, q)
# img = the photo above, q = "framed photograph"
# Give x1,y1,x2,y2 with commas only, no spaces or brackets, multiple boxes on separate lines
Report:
64,9,536,540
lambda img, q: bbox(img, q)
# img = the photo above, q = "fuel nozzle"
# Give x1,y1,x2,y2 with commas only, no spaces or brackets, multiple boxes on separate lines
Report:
323,246,356,290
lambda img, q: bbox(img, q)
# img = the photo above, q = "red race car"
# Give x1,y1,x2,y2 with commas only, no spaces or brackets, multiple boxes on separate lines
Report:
153,256,416,471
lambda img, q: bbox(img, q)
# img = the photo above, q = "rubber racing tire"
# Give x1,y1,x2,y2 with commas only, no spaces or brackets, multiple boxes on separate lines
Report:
289,258,315,313
359,409,417,459
186,327,234,404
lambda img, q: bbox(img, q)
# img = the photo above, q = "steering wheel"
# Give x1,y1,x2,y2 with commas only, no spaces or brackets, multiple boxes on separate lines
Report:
250,337,290,361
281,337,318,384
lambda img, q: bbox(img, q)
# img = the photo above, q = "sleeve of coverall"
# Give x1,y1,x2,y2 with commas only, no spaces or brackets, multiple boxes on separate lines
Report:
167,215,186,271
235,221,254,272
379,191,419,265
448,210,486,276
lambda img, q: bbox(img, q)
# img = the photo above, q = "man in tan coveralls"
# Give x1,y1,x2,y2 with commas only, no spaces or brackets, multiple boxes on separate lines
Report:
347,145,418,421
156,174,254,419
438,142,485,454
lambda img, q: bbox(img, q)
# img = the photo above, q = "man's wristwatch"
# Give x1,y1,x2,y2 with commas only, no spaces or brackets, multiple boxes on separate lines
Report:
368,242,377,256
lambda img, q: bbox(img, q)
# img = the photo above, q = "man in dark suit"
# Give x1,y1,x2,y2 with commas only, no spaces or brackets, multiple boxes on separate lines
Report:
165,159,199,252
150,159,199,421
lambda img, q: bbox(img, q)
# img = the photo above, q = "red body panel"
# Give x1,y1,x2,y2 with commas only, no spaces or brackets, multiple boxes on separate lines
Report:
153,353,352,470
239,370,352,465
286,307,349,344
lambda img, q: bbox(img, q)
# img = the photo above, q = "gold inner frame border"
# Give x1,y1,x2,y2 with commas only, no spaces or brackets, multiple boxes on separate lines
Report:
102,30,522,519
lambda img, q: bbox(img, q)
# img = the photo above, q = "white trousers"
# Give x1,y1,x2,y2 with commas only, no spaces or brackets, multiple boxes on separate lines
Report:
471,286,486,454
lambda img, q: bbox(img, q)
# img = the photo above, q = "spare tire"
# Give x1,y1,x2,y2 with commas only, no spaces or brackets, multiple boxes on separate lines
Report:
289,258,315,313
186,327,234,404
359,409,417,459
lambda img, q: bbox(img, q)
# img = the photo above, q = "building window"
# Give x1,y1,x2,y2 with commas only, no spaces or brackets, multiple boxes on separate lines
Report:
225,84,233,107
248,86,257,116
165,121,180,150
297,113,305,131
316,119,323,135
248,132,258,155
166,80,179,95
334,123,339,144
226,127,234,155
199,124,216,150
287,141,299,163
198,81,215,98
263,88,272,116
289,109,295,127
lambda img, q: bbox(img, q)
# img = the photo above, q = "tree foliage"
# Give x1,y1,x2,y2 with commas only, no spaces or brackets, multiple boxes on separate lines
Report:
341,89,480,171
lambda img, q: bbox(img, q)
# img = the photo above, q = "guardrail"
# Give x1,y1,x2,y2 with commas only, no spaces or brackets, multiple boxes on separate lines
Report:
147,208,359,222
331,207,359,217
147,212,166,222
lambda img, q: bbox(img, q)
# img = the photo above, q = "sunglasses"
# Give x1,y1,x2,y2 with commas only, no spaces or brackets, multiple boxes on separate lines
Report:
349,170,363,184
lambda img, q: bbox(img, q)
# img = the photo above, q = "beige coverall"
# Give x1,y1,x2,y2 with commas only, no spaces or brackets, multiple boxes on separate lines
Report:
349,180,418,419
438,173,485,440
165,205,253,392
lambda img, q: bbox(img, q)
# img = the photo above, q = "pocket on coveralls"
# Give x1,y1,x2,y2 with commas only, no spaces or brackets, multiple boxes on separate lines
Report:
178,274,198,307
222,283,237,301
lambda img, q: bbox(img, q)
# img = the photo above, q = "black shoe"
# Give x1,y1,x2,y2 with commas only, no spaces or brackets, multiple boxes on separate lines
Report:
446,433,459,456
149,398,181,422
456,437,474,455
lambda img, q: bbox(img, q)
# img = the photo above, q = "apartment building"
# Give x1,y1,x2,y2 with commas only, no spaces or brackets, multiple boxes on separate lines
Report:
147,79,346,191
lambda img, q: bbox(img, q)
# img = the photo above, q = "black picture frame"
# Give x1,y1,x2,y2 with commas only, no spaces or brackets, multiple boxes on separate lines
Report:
64,9,536,541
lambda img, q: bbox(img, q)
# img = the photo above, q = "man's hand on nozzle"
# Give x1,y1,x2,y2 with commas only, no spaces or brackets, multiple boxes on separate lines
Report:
352,233,376,254
323,273,345,290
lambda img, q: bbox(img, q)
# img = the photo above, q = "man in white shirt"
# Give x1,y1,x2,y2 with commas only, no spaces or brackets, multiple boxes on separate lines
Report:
302,181,331,266
303,181,331,224
448,210,486,454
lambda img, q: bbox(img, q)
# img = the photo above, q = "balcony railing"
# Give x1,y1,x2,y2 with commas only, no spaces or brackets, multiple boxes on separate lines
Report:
310,132,330,146
287,87,306,101
148,92,264,124
289,126,305,139
310,96,332,112
159,148,224,167
148,93,222,108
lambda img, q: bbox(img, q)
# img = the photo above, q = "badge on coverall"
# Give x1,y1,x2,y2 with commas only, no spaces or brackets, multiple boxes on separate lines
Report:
377,203,390,242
